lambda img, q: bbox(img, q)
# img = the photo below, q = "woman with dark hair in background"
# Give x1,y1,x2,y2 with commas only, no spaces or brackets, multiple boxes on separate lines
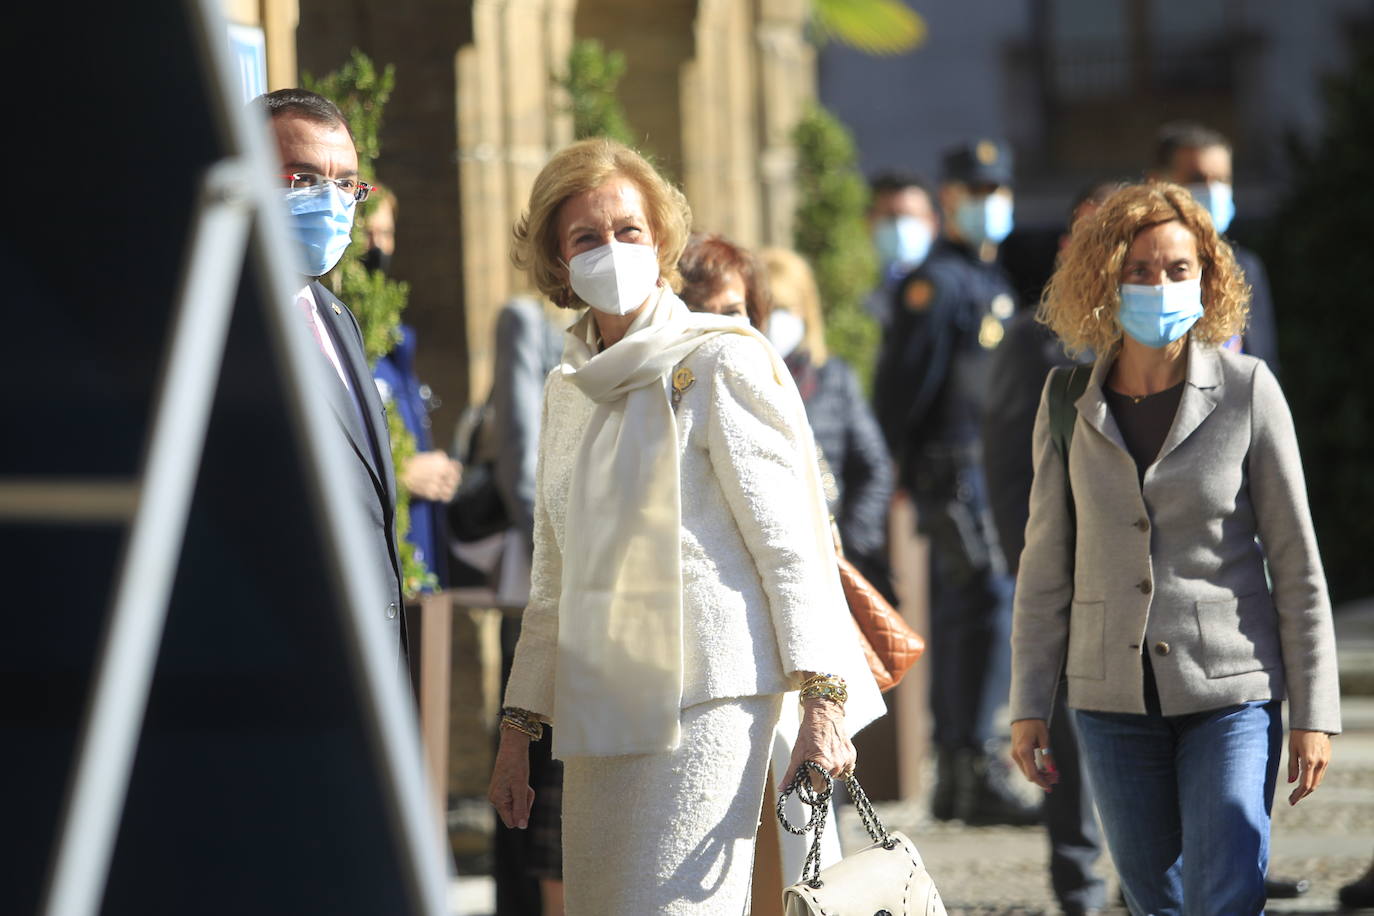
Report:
677,231,773,328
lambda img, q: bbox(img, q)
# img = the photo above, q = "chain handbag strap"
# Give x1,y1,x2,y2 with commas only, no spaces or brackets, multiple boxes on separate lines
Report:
777,762,897,889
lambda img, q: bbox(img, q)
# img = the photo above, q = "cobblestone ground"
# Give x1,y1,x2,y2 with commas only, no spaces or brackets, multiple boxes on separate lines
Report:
451,699,1374,915
841,698,1374,916
453,606,1374,914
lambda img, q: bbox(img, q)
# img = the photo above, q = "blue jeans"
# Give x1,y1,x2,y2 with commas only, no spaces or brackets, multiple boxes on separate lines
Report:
1073,696,1282,916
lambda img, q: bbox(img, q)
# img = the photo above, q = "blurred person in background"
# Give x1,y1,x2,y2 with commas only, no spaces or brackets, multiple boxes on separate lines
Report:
365,187,461,590
761,247,895,604
863,171,940,329
984,181,1119,916
677,231,772,328
486,294,567,916
873,139,1037,826
361,183,396,274
1010,182,1339,916
1151,121,1279,373
486,138,883,914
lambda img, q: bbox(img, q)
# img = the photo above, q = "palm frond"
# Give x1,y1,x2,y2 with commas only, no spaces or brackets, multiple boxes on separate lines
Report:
812,0,927,56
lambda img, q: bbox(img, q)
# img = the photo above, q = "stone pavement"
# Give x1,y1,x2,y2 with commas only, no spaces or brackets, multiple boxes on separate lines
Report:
449,601,1374,914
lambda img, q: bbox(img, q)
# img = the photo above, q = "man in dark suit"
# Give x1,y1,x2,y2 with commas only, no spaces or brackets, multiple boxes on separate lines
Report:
1151,122,1280,374
258,88,407,665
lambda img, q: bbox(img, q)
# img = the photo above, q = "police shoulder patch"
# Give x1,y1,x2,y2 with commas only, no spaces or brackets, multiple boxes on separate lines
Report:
905,278,935,311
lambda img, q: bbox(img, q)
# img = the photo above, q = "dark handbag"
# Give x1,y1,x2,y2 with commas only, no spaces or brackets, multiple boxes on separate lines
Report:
778,762,947,915
447,403,510,543
837,549,924,692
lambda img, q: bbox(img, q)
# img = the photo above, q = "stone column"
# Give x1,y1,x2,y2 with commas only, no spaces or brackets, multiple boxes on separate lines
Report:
755,0,814,247
456,0,574,408
680,0,762,245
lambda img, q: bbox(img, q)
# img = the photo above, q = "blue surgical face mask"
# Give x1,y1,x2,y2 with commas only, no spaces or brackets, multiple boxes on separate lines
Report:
282,184,356,277
873,215,934,269
955,192,1014,247
1186,181,1234,234
1118,277,1204,349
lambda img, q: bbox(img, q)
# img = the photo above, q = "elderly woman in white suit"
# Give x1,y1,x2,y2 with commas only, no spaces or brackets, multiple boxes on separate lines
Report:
486,138,883,915
1008,182,1340,916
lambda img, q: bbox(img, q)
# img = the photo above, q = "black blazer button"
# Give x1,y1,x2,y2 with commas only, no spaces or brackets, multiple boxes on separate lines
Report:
1154,641,1171,656
1138,580,1152,594
1135,517,1150,531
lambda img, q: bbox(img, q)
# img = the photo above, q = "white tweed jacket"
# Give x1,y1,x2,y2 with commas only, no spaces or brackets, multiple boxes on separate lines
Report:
504,331,883,732
1010,340,1341,733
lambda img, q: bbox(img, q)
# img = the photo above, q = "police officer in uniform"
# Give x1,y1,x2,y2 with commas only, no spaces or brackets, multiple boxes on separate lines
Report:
873,139,1039,825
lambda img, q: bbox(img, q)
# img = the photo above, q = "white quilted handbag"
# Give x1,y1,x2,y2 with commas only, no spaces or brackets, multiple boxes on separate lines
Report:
778,763,947,916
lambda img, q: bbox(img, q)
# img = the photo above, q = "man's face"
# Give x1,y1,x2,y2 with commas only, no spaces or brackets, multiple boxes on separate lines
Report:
870,187,939,248
869,187,937,228
1167,144,1232,186
271,113,360,192
366,197,396,256
939,181,1012,220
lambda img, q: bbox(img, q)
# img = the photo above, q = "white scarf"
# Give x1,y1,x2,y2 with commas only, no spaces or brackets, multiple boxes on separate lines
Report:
553,287,855,757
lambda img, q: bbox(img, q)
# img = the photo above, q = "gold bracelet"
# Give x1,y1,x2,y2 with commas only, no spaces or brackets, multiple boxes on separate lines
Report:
799,674,848,708
499,707,544,741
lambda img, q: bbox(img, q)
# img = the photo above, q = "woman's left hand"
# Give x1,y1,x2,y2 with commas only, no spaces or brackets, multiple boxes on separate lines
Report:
1287,729,1332,806
780,697,857,791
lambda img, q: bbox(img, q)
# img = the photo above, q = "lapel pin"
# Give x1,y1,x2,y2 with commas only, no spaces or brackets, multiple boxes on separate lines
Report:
671,367,695,407
331,303,342,315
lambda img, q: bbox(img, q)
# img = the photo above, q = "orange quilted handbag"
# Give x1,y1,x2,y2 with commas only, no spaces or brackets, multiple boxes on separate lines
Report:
837,553,924,692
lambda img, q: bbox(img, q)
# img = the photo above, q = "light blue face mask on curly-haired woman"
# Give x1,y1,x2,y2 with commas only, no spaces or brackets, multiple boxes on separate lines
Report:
1117,276,1205,349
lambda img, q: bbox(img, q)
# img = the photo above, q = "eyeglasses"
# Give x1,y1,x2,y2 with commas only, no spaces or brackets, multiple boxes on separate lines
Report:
280,171,373,202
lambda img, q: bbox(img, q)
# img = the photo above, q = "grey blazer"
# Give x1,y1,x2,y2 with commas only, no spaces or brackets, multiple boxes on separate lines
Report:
1009,338,1341,734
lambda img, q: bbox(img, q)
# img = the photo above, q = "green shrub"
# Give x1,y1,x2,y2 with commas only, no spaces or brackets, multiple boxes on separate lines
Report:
792,103,879,386
560,39,634,144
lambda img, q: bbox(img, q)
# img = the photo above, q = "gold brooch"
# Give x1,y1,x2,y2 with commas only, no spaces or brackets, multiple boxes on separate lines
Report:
671,367,695,407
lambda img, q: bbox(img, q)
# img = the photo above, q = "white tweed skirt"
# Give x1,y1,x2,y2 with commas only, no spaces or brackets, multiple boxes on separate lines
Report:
561,694,783,915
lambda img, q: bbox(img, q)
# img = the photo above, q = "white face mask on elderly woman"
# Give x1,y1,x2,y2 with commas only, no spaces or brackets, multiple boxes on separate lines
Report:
567,241,661,315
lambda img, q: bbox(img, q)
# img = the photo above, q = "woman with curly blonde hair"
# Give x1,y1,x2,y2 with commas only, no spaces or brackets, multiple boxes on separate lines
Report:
1007,182,1340,915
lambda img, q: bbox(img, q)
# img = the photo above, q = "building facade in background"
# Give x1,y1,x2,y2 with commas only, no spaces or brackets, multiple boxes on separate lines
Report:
820,0,1374,226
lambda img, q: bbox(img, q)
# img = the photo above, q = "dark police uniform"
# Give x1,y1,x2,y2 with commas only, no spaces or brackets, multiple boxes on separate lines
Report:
872,140,1036,824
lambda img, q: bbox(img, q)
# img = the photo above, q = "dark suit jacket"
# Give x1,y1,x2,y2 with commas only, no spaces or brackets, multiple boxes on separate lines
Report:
982,309,1079,573
310,280,407,663
1234,244,1279,375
